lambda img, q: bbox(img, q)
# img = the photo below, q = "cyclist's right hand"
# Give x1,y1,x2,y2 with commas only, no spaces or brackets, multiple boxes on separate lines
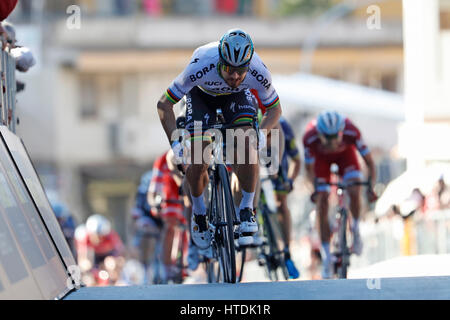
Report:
366,187,378,203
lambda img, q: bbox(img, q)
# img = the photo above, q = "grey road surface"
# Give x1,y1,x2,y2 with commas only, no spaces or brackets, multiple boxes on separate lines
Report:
64,276,450,300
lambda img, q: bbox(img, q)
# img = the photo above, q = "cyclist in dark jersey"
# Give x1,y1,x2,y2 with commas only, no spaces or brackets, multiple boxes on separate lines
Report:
233,89,301,278
269,117,301,278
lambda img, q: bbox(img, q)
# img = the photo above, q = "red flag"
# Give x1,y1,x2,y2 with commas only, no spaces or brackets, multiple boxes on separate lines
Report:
0,0,18,21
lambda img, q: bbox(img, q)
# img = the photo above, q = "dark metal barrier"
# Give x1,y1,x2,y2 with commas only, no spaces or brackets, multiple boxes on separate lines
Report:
0,49,17,133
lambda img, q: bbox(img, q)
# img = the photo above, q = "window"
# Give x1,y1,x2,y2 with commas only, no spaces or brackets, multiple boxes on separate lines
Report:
79,74,98,119
79,74,122,120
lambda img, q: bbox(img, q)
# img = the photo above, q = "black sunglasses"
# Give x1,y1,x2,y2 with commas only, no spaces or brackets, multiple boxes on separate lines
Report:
325,133,338,139
220,63,248,76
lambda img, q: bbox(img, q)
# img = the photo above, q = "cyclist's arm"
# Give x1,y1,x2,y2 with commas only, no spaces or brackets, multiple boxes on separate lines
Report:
349,121,376,186
157,50,199,144
251,54,282,132
362,151,376,187
260,104,281,132
302,136,316,189
288,156,301,181
157,94,177,145
305,162,315,189
283,120,301,180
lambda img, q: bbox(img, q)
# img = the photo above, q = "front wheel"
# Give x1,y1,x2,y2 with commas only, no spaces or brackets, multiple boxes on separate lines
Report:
213,164,237,283
336,209,350,279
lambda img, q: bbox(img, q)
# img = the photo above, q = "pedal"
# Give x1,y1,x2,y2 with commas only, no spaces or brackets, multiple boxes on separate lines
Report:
257,254,266,266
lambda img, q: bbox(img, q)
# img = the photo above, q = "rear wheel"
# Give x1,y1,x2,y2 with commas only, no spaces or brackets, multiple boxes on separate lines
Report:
261,208,289,281
237,247,246,282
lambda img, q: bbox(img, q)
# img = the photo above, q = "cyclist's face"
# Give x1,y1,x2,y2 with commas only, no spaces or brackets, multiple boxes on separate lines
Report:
88,233,101,245
220,65,248,88
319,133,343,149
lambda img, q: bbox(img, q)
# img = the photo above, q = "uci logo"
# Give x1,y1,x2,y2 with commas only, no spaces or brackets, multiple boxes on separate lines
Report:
205,81,222,86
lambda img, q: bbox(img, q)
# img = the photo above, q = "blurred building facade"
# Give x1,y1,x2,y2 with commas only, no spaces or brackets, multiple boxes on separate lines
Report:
8,0,404,242
400,0,450,171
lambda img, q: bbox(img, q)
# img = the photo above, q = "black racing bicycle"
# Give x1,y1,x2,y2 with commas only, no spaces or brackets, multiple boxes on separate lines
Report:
315,173,372,279
237,177,289,282
183,108,259,283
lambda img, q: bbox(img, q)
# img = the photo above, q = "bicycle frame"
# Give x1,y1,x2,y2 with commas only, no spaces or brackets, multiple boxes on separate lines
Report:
317,177,371,279
236,174,289,282
180,108,259,283
201,109,259,283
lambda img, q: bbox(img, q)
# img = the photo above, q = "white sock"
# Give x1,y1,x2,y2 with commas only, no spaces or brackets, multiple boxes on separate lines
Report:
321,242,331,262
191,194,206,216
239,190,255,211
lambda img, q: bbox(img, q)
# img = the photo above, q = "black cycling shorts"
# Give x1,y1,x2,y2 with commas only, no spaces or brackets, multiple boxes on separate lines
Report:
184,86,258,142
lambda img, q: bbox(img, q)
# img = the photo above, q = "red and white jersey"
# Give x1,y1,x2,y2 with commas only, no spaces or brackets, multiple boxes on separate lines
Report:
148,151,171,195
148,152,185,222
302,117,370,164
75,226,123,257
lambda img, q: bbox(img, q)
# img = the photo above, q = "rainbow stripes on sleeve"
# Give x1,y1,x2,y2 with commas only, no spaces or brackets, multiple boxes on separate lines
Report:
165,88,182,104
263,95,280,110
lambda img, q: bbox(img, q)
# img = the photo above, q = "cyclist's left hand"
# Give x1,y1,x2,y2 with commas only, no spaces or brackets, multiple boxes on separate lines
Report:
366,188,378,203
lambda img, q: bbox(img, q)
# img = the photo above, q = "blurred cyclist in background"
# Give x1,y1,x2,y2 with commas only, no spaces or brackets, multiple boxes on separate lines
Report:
130,170,163,281
75,214,124,277
51,201,77,260
303,110,377,279
268,116,301,279
239,89,300,279
147,149,187,283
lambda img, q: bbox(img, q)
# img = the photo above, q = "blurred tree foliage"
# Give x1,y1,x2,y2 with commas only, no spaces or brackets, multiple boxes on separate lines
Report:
277,0,334,16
